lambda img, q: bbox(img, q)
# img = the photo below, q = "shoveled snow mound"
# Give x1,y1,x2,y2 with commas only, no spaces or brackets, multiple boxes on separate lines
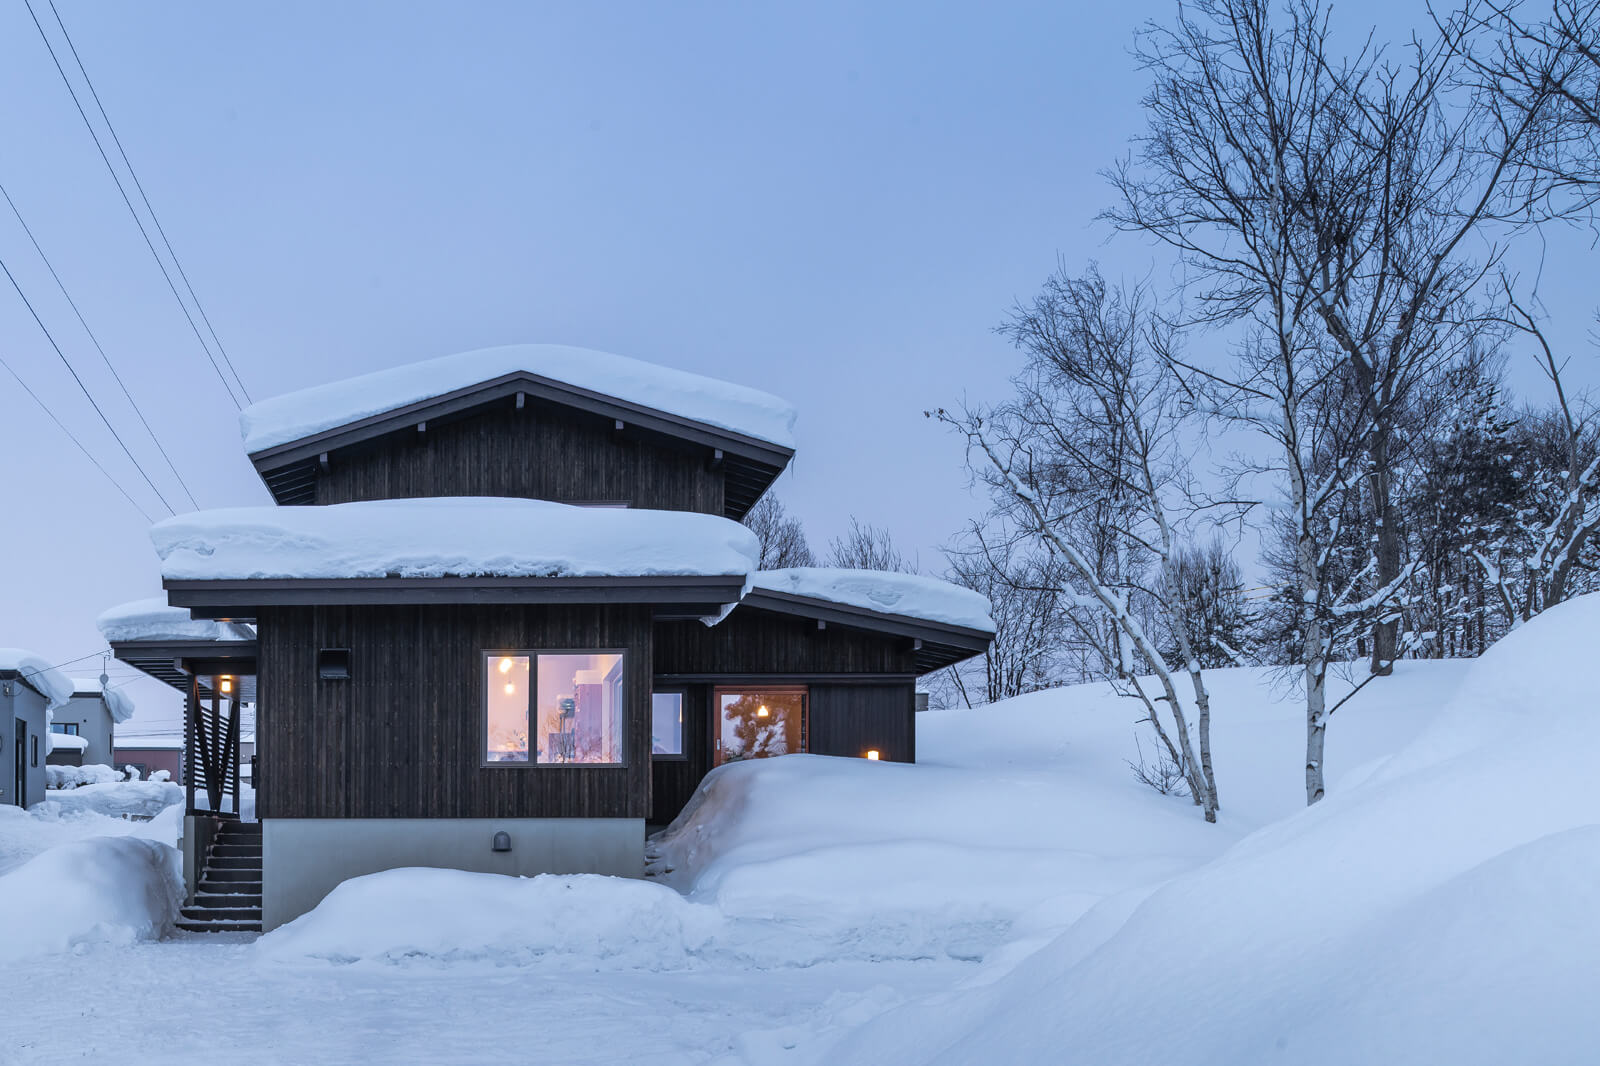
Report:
239,343,799,453
151,497,761,583
71,677,136,723
748,568,995,632
42,780,183,820
260,869,721,969
96,597,255,643
651,661,1460,964
0,837,180,960
828,594,1600,1065
0,647,74,708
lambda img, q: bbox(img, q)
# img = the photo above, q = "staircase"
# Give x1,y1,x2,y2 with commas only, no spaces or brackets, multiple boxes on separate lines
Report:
178,821,262,933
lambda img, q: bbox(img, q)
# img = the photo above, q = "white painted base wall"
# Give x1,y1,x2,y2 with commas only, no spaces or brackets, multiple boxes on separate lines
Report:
261,817,644,930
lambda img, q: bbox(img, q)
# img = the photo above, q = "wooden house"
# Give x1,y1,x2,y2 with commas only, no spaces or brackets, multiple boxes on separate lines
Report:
108,345,993,931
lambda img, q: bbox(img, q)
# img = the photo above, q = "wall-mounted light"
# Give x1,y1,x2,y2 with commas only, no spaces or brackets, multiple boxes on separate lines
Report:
757,705,770,718
219,677,233,694
865,750,881,761
317,648,352,681
492,830,512,852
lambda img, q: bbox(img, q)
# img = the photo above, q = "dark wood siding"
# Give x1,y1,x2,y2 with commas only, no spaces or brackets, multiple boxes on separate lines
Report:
314,404,725,514
257,604,652,819
653,609,917,677
647,683,710,826
809,682,915,763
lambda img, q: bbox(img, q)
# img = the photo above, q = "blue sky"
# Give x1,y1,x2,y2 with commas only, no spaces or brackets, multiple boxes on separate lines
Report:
0,1,1593,728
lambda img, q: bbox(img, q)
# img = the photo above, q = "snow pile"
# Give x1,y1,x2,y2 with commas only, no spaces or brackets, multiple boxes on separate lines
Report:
0,647,74,708
96,597,255,643
71,677,136,723
46,764,125,790
41,780,183,819
828,594,1600,1065
260,869,722,969
46,733,89,752
239,343,798,454
0,837,179,960
151,497,761,583
748,568,996,632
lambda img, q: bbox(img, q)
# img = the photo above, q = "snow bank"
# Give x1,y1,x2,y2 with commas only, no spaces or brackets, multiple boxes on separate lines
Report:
41,780,182,819
0,647,74,708
239,343,798,454
71,677,136,723
749,568,995,632
260,868,721,969
151,497,761,583
96,597,255,643
0,837,179,960
829,594,1600,1065
47,764,124,790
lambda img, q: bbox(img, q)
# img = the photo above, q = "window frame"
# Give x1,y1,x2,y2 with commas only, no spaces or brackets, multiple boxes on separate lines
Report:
51,722,81,736
480,648,630,769
649,688,688,761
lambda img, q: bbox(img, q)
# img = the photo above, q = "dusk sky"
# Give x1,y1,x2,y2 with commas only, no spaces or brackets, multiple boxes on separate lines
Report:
1,0,1594,732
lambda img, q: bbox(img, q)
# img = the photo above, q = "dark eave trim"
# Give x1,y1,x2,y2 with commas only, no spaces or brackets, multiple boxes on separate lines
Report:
246,371,795,480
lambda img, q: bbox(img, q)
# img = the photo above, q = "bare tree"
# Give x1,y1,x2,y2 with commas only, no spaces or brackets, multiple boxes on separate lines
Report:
936,265,1228,821
828,517,917,573
742,493,817,570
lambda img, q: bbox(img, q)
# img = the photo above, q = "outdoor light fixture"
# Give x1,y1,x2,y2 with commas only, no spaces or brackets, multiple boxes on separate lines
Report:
492,830,512,852
220,677,233,694
866,750,881,761
757,705,770,718
317,648,352,680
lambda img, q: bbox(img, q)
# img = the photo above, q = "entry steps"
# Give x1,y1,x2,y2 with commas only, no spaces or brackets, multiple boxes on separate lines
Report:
177,820,262,933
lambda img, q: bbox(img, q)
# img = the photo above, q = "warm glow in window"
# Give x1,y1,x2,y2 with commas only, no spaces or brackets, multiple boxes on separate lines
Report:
535,653,625,764
652,692,683,756
485,655,530,762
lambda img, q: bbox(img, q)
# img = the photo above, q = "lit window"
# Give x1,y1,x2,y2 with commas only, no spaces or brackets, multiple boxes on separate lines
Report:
485,651,627,766
652,692,683,756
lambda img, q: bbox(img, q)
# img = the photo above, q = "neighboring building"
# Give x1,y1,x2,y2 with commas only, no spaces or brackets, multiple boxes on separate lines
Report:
107,345,995,931
1,649,74,808
47,678,135,767
112,737,186,783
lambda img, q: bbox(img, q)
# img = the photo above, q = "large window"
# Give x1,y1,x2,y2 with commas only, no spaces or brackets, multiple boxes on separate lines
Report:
484,651,626,766
714,686,806,766
651,692,684,757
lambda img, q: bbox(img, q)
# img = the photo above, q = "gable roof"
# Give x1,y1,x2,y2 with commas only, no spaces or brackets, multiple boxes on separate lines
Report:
0,648,74,708
240,345,797,518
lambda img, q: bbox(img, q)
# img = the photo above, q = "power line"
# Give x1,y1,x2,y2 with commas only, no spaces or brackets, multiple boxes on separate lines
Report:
21,0,248,410
0,250,178,515
0,345,152,522
0,179,200,510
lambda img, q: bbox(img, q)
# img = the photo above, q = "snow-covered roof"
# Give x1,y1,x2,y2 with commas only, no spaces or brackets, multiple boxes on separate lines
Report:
239,344,798,455
747,569,996,633
0,648,75,708
151,497,762,582
96,598,256,644
70,678,136,724
115,736,186,751
48,733,88,752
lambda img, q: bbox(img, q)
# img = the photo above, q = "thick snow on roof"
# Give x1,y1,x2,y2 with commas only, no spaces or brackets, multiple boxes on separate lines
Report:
151,498,761,582
71,678,136,724
748,568,996,633
239,343,798,455
48,733,89,752
0,649,75,708
96,598,255,644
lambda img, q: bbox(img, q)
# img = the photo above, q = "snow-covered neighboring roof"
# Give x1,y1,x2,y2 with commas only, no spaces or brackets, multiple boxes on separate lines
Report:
747,569,996,633
239,344,799,455
48,733,88,751
70,678,136,724
150,497,761,582
0,648,75,708
96,598,256,644
115,737,186,751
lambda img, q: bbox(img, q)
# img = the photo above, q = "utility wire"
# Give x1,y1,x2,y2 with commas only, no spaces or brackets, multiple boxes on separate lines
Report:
21,0,247,410
0,250,177,515
0,346,152,522
0,179,200,510
44,0,251,405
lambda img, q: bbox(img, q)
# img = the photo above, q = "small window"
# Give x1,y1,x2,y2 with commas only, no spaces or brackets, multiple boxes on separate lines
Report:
31,734,39,767
484,651,627,766
51,723,80,736
652,692,684,757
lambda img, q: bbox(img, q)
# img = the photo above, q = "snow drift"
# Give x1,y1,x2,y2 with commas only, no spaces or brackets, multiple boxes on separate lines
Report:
0,837,180,960
239,343,799,453
828,593,1600,1065
150,497,761,583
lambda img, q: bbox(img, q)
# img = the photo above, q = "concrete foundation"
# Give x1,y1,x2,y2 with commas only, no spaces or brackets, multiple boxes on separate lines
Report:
261,817,645,930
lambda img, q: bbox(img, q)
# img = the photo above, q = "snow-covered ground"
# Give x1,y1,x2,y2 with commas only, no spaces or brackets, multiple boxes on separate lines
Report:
2,599,1594,1063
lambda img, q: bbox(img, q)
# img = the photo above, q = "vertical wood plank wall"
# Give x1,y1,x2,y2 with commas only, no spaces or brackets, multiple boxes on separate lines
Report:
258,604,653,820
313,405,725,514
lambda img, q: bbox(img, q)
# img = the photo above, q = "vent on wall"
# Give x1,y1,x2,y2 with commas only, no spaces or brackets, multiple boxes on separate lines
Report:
317,648,352,680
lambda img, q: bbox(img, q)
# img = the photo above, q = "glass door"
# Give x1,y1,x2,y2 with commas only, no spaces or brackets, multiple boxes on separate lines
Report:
714,686,807,766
